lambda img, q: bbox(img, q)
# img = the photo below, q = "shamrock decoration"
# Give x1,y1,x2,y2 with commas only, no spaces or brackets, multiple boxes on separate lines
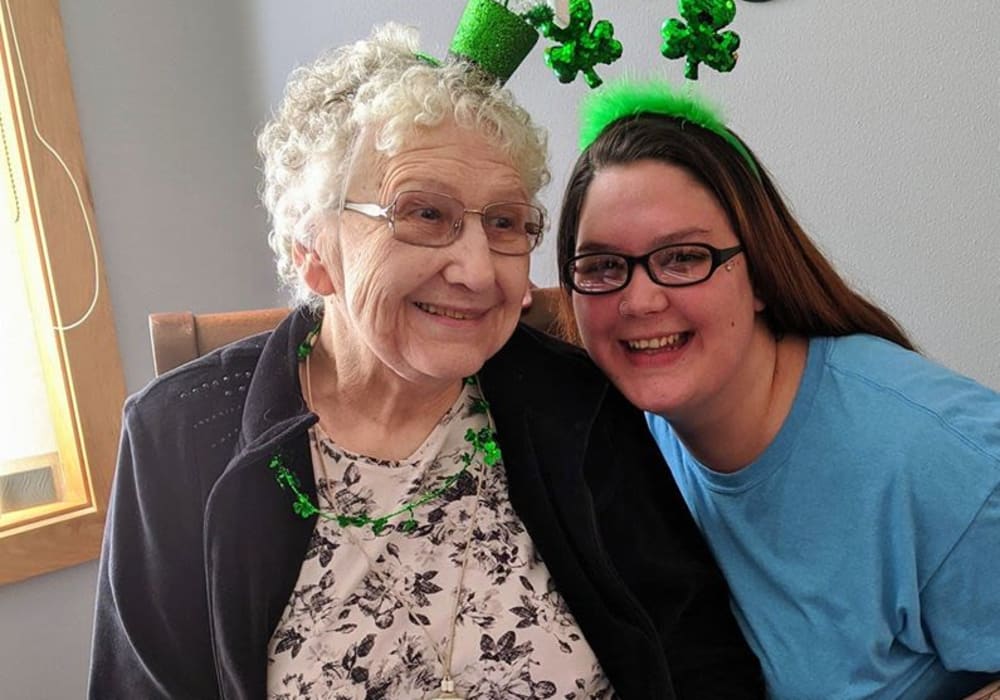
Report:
524,0,622,88
661,0,741,80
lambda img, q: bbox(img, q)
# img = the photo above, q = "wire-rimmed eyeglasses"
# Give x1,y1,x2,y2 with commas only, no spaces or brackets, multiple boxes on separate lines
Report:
343,190,544,256
564,243,743,295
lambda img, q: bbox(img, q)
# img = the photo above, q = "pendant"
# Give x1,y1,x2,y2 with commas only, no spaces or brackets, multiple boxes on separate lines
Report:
430,677,464,700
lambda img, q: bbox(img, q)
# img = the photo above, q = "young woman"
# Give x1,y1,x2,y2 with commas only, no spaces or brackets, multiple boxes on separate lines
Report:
556,79,1000,700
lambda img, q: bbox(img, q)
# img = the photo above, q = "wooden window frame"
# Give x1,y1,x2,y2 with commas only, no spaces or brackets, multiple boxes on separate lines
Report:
0,0,125,585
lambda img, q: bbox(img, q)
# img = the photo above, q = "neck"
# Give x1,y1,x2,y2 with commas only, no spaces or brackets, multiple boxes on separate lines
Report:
303,312,464,461
669,331,808,473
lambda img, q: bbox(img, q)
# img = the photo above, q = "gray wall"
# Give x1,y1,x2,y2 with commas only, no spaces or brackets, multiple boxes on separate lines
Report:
2,1,997,697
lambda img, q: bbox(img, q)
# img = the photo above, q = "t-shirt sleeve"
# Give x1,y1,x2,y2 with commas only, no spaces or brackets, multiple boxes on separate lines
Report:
921,481,1000,673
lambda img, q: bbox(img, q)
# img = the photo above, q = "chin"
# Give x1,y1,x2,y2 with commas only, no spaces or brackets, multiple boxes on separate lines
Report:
623,389,664,415
613,376,685,416
415,351,491,382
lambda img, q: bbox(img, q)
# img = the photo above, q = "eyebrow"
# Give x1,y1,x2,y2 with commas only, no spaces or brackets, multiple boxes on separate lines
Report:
575,227,712,254
393,179,529,203
400,179,453,194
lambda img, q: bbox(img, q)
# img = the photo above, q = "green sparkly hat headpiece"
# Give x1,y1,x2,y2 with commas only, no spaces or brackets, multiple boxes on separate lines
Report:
448,0,622,88
578,77,759,176
449,0,539,84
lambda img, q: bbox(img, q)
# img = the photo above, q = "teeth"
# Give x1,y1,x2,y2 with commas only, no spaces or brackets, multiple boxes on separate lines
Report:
626,333,686,351
416,302,473,320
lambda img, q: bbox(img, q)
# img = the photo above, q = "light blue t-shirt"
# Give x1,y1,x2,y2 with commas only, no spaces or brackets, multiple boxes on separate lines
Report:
647,335,1000,700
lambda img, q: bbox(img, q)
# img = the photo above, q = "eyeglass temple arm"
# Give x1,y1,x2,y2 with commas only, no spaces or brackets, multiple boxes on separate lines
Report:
342,201,390,218
716,245,743,264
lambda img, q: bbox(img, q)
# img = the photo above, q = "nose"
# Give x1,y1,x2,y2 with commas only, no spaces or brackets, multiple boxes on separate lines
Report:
442,213,497,291
618,263,670,317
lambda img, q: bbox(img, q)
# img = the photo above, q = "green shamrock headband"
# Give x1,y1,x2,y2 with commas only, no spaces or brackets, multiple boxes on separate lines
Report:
579,78,760,177
448,0,622,88
446,0,743,87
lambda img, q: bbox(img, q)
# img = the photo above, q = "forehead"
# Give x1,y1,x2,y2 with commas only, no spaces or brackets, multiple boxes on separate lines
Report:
577,160,728,251
357,122,527,199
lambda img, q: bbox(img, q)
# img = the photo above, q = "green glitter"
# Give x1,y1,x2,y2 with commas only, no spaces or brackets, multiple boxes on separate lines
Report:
524,0,622,88
449,0,539,84
661,0,741,81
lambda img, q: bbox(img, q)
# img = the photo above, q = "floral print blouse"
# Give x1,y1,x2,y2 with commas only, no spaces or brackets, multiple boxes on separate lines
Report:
266,381,615,699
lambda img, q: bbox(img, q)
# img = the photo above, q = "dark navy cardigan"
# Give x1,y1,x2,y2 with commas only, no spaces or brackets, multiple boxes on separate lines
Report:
89,308,762,699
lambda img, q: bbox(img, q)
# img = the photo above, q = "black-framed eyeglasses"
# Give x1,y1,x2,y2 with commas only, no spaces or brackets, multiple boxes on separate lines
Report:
564,243,743,295
343,190,544,256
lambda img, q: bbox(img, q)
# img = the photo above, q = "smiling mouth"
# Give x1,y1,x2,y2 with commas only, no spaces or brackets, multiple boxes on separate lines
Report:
624,332,691,351
414,301,480,320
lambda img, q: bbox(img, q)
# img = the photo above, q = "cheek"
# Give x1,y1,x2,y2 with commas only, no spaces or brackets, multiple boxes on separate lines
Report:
499,258,530,300
314,232,342,274
572,297,615,346
342,256,399,326
702,272,759,332
716,298,758,339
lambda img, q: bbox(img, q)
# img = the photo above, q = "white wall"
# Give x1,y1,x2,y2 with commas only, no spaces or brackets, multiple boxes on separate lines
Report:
245,0,1000,390
2,1,997,697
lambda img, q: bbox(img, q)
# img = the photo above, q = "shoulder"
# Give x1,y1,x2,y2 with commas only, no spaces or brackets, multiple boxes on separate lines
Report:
123,332,268,438
815,334,1000,461
820,334,989,397
501,324,603,376
822,333,960,385
482,324,645,444
490,322,605,383
794,336,1000,588
106,335,275,546
802,337,1000,557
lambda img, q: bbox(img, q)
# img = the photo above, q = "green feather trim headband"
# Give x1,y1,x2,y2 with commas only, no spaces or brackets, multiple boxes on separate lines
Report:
578,78,759,176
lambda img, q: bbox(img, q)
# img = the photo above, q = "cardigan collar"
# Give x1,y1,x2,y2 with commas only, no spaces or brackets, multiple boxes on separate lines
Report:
238,306,319,448
205,307,320,699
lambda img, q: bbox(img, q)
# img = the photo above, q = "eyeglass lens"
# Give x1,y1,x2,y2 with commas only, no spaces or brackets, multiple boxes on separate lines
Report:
392,191,542,254
570,244,719,293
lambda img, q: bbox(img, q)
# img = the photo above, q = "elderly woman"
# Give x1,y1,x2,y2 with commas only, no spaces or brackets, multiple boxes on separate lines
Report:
88,25,762,700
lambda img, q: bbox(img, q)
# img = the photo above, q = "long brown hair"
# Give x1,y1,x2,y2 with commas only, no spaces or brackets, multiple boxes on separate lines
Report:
555,114,915,351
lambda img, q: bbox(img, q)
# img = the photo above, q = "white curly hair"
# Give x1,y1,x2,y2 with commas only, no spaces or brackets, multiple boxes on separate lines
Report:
257,22,551,307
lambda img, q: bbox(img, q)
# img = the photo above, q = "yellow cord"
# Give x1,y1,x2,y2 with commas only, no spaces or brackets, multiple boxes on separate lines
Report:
3,0,100,331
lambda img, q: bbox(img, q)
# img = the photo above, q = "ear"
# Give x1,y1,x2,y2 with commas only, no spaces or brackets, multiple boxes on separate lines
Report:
294,239,337,297
753,292,766,313
291,239,309,267
521,281,535,310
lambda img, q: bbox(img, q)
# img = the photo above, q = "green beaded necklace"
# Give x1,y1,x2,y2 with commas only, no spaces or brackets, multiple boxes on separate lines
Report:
269,322,502,536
